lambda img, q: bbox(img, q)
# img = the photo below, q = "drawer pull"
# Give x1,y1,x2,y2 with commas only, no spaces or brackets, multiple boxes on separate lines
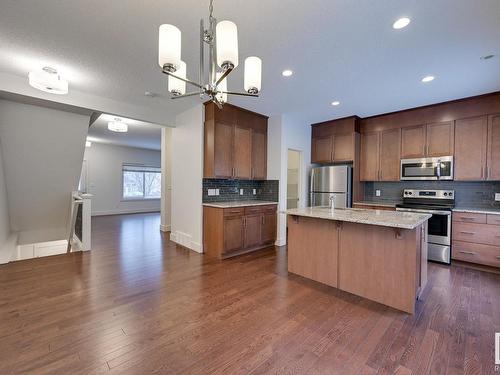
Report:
496,256,500,259
459,231,475,235
460,217,475,221
459,251,475,255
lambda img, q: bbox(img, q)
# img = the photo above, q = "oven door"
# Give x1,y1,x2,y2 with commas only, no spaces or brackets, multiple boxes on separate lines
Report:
396,208,451,245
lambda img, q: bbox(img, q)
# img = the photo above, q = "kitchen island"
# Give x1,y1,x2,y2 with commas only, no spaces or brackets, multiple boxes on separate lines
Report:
286,207,431,314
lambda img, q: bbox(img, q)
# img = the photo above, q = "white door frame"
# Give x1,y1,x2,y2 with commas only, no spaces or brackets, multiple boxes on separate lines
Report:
287,148,303,209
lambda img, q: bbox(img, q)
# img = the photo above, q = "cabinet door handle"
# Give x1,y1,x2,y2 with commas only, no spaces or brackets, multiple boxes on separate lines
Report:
460,231,475,235
496,256,500,259
459,251,475,255
488,167,492,179
261,216,264,225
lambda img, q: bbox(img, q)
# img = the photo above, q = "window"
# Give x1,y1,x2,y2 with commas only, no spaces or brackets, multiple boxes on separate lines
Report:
122,164,161,200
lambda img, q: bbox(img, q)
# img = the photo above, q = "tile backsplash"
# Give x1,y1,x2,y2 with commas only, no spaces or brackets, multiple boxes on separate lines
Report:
203,179,279,203
364,181,500,208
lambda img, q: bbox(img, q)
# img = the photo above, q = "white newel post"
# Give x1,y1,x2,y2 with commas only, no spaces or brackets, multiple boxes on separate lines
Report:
80,193,92,250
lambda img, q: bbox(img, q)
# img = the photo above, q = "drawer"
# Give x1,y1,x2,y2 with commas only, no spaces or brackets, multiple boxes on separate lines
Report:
261,205,278,214
452,212,486,224
244,204,277,215
452,222,500,246
487,214,500,225
452,241,500,268
223,207,245,217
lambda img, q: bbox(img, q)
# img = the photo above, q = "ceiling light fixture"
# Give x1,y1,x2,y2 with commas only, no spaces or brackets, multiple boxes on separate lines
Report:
282,69,293,77
480,54,495,60
158,0,262,108
393,17,411,29
28,66,69,95
108,118,128,133
85,141,92,147
331,101,340,106
421,75,435,83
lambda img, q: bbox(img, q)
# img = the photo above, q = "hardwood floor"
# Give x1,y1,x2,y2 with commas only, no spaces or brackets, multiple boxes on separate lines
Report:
0,212,499,374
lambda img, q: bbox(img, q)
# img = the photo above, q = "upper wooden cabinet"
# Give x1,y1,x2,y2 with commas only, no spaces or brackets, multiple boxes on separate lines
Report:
401,121,454,159
204,103,268,179
360,129,401,181
487,114,500,180
455,116,488,181
311,117,360,164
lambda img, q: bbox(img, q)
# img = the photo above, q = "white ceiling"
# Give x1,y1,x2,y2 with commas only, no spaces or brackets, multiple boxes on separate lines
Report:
0,0,499,125
88,114,162,150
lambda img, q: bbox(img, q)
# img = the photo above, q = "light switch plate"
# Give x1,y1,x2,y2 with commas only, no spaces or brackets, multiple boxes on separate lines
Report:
376,190,381,197
253,189,256,195
207,189,215,196
215,189,220,196
240,189,244,195
495,193,500,201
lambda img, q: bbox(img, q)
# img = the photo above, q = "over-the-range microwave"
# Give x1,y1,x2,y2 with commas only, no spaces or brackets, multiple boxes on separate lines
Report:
400,156,453,181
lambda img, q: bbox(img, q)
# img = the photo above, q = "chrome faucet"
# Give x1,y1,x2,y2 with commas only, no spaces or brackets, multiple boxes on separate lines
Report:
329,194,336,211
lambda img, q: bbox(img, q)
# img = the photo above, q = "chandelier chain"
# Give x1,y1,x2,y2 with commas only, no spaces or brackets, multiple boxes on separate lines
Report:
209,0,214,22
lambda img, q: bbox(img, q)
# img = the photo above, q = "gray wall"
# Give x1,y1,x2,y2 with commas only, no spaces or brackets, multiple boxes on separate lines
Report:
0,99,89,244
364,181,500,208
0,136,12,260
83,142,161,216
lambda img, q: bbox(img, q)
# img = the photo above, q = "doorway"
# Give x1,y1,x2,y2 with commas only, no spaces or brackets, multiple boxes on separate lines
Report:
287,149,301,209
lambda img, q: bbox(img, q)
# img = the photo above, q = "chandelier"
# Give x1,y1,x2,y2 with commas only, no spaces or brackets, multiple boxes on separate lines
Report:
158,0,262,108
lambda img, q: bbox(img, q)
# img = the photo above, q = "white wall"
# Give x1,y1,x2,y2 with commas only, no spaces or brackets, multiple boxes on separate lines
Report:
268,113,312,246
170,104,204,253
83,142,161,216
160,127,172,232
0,99,89,245
0,136,16,263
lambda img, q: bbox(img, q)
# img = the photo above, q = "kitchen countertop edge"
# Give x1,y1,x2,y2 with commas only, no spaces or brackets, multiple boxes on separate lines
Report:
452,207,500,215
203,201,278,208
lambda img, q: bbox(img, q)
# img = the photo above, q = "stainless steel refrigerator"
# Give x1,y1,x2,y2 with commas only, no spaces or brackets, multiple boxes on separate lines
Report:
310,165,352,208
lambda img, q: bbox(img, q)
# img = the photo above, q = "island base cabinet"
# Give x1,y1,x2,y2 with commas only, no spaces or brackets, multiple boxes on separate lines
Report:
286,216,427,314
338,222,423,314
287,216,339,288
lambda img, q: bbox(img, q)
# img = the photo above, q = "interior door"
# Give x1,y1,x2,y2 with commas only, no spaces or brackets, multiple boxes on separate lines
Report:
312,136,333,163
360,132,379,181
223,216,244,253
244,215,261,249
252,131,267,179
455,116,488,180
233,126,252,179
214,122,233,178
379,128,401,181
487,114,500,180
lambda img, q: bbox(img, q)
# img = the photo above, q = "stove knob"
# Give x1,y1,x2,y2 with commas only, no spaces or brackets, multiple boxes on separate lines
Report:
408,191,413,195
444,192,448,196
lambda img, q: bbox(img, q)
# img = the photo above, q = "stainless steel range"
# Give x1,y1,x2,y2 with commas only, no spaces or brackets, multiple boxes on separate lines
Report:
396,189,454,265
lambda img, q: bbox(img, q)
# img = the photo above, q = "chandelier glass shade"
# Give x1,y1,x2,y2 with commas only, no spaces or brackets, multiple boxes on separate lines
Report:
158,0,261,107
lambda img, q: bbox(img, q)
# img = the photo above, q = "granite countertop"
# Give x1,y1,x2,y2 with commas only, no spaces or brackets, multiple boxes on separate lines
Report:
353,201,400,208
285,207,431,230
452,206,500,215
203,200,278,208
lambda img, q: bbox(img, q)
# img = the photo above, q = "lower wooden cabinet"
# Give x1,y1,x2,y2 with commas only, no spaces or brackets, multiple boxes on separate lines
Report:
452,212,500,268
203,204,277,258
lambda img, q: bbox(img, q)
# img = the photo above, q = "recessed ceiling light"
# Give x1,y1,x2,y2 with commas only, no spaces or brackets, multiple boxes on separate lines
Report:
480,54,495,60
331,101,340,106
393,17,411,30
85,140,92,147
282,69,293,77
108,118,128,133
421,75,435,83
28,66,69,95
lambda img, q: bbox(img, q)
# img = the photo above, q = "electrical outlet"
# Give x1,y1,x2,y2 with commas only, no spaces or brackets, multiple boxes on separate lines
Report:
239,188,244,195
376,190,381,197
495,193,500,202
207,189,215,196
215,189,220,196
253,189,256,195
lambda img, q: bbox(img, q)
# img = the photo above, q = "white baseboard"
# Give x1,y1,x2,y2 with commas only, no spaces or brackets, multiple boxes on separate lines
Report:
92,208,160,216
0,232,19,264
170,231,202,253
159,224,171,232
11,239,73,262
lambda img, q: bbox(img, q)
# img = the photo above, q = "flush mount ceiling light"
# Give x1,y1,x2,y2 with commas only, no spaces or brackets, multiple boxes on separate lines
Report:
108,118,128,133
158,0,262,108
393,17,411,29
421,75,435,83
282,69,293,77
331,101,340,106
28,66,69,95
